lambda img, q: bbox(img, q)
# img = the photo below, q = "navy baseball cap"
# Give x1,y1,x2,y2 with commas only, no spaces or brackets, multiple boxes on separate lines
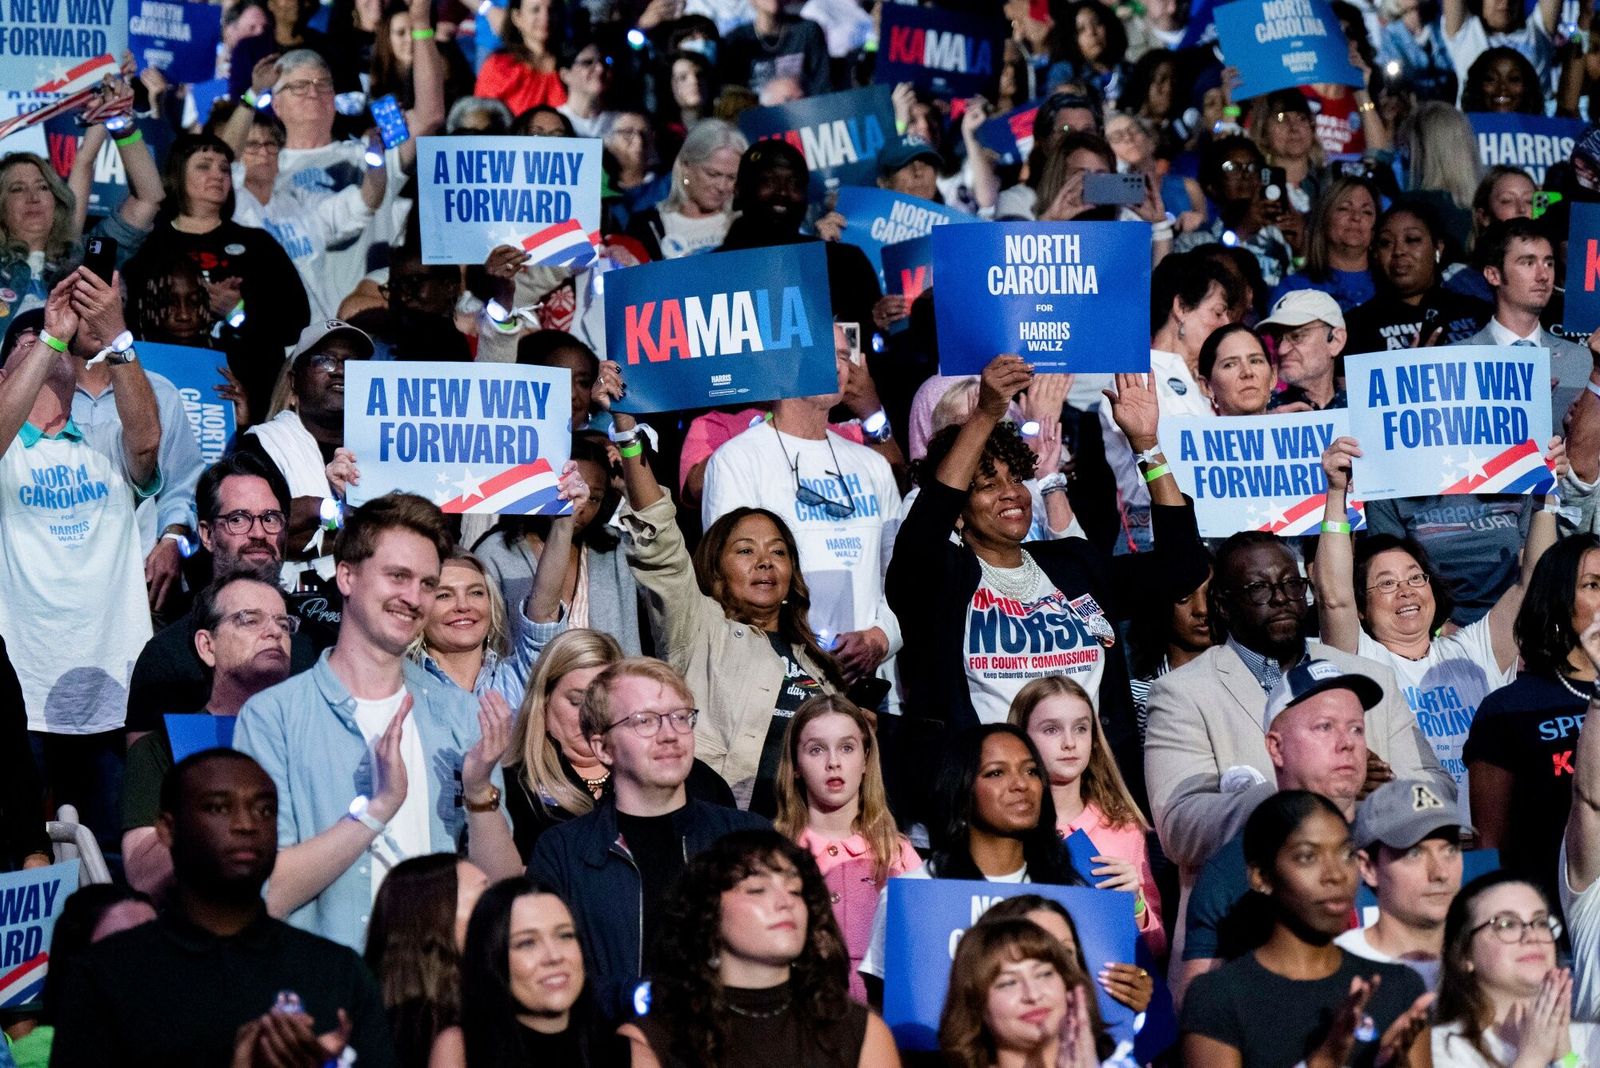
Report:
1264,659,1384,727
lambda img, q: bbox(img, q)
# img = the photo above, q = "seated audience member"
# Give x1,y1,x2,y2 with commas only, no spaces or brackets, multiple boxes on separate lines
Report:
1428,873,1591,1067
1173,135,1294,289
1195,323,1276,417
1128,567,1215,735
623,119,746,261
772,694,921,1002
473,0,564,115
618,830,899,1066
1180,791,1433,1068
1144,532,1451,963
1561,616,1600,1020
233,493,521,951
718,0,831,99
1343,202,1491,356
555,37,618,140
122,574,297,897
528,656,768,1020
1339,779,1464,988
1269,176,1381,313
363,854,489,1068
50,750,396,1067
983,895,1154,1015
1256,290,1350,411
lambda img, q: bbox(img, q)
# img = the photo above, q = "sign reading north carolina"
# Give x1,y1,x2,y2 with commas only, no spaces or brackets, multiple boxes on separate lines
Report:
1346,346,1555,501
834,187,972,288
343,362,573,515
737,86,894,195
934,221,1152,375
416,134,602,266
0,0,125,91
873,3,1004,97
137,343,236,465
605,243,837,414
128,0,220,83
1213,0,1362,99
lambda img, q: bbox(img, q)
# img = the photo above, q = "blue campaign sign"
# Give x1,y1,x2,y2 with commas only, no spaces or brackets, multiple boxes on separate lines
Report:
1160,412,1367,537
975,98,1042,167
882,878,1139,1052
1214,0,1361,100
165,713,235,762
343,362,574,515
137,342,236,464
882,235,933,303
834,187,972,288
0,861,79,1009
188,77,228,124
605,243,837,414
1469,113,1585,186
1346,347,1555,501
415,135,603,265
129,0,221,83
1566,203,1600,336
0,0,127,91
934,221,1152,375
738,86,894,196
874,4,1004,98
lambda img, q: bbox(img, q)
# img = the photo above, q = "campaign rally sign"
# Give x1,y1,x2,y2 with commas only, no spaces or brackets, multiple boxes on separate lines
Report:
1159,411,1366,537
416,135,602,266
738,86,894,195
1346,347,1555,501
874,3,1003,98
0,861,78,1009
1213,0,1361,100
881,235,932,336
882,879,1139,1051
165,713,235,762
605,243,837,413
343,362,574,515
1566,203,1600,336
975,98,1042,167
834,187,972,287
129,0,220,83
934,221,1152,375
0,0,125,92
1468,113,1585,186
138,342,236,464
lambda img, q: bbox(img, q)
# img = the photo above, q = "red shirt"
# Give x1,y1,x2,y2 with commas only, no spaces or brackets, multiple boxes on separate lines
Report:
474,52,566,115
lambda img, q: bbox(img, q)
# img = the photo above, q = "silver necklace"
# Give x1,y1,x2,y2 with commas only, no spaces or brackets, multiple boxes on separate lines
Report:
1555,673,1593,701
976,549,1044,601
726,996,791,1019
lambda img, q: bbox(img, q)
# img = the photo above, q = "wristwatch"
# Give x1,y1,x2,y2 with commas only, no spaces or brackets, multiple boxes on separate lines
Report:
347,795,387,834
861,409,893,444
89,330,136,366
464,784,502,813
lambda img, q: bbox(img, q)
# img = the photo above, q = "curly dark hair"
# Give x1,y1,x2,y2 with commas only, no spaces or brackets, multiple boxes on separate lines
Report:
1461,46,1543,115
917,421,1038,493
1515,533,1600,678
649,831,853,1068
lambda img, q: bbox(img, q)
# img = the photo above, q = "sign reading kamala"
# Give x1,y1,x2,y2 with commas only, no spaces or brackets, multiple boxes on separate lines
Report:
1160,411,1366,537
343,362,574,515
738,86,894,195
137,343,236,465
605,243,837,414
1566,203,1600,336
1468,113,1585,186
874,3,1004,97
934,221,1152,375
416,135,601,265
834,187,972,287
1346,347,1555,501
129,0,221,83
0,861,78,1010
1213,0,1361,99
0,0,125,91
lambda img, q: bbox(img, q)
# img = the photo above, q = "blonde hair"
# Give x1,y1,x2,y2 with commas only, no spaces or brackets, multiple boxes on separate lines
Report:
931,378,980,435
1401,101,1482,211
408,549,509,665
773,695,906,882
0,153,78,269
1008,676,1147,830
507,628,624,818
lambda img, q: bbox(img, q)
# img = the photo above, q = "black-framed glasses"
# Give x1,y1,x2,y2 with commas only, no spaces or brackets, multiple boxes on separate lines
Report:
216,509,287,535
1365,573,1430,596
602,709,698,738
1231,576,1309,605
219,609,300,635
1470,912,1563,944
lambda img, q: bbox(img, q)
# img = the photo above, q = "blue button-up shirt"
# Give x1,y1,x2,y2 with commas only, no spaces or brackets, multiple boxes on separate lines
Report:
73,369,203,537
415,609,561,709
233,650,509,950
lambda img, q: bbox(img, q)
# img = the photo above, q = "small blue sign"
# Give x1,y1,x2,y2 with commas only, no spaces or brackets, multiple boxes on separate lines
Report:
833,187,972,288
0,861,79,1009
137,342,237,464
129,0,222,83
874,4,1004,98
1468,112,1587,186
975,98,1042,167
1213,0,1362,100
165,713,236,762
1565,203,1600,337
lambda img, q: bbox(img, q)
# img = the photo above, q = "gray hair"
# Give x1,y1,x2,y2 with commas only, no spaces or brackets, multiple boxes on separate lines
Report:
447,96,514,134
661,118,748,215
274,48,330,89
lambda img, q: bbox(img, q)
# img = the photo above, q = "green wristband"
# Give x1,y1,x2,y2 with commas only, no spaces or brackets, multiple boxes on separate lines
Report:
410,27,435,39
1321,520,1352,534
1142,462,1170,483
113,129,144,147
38,331,68,353
619,440,644,459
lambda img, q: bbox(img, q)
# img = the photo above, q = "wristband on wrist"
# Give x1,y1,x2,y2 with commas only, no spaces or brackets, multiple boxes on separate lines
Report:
619,440,644,459
243,88,257,106
410,26,436,38
1587,380,1600,401
38,330,68,353
1321,520,1351,534
113,128,144,147
1142,462,1170,483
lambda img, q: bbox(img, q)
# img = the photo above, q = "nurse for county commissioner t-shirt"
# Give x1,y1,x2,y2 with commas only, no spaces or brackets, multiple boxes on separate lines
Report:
965,555,1105,723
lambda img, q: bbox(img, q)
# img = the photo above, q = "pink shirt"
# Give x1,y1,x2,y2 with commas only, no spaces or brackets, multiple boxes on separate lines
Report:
797,828,922,1003
1059,801,1167,959
678,409,865,497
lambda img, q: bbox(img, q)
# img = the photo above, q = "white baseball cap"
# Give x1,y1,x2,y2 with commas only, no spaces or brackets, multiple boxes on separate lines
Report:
1259,289,1346,331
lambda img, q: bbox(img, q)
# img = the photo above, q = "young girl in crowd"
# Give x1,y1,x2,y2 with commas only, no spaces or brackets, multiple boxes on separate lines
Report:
774,694,922,1001
1008,677,1165,958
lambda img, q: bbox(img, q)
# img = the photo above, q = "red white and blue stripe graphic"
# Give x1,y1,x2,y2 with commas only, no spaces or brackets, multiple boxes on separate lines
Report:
521,219,599,268
435,459,568,515
0,953,47,1008
1255,498,1366,537
1434,439,1556,496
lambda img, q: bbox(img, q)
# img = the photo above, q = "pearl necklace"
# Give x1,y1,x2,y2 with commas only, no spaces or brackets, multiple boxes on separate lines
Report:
1555,674,1594,702
976,549,1044,601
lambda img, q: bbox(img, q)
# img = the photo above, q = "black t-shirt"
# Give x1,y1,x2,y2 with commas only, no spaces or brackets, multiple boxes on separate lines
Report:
1343,287,1490,355
749,633,823,818
1181,950,1426,1068
1462,674,1585,915
616,809,686,970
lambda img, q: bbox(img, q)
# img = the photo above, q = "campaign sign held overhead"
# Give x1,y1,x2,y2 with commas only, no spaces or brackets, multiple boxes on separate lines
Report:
1565,203,1600,336
0,861,78,1009
344,362,574,515
0,0,126,91
738,86,894,195
1468,113,1585,186
934,221,1152,375
834,187,972,287
606,243,837,414
138,343,236,464
975,98,1042,167
1213,0,1361,99
129,0,221,83
874,3,1004,97
416,135,602,265
1346,347,1555,501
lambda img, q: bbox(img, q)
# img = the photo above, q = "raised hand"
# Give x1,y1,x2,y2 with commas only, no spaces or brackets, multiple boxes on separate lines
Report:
1106,373,1160,453
462,691,514,801
978,355,1033,419
1322,436,1362,493
324,448,361,499
368,695,412,823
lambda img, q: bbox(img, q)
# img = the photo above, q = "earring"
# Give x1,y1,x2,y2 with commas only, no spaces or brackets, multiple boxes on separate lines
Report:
1435,250,1441,263
1177,319,1186,341
708,952,722,969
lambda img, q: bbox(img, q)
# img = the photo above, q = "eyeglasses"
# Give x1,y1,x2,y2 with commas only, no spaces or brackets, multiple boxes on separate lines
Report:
307,353,348,374
216,509,287,535
1219,160,1263,177
242,139,282,153
1231,576,1309,605
1470,912,1563,944
602,708,699,737
219,608,300,635
1279,324,1331,349
278,78,335,97
1365,573,1430,596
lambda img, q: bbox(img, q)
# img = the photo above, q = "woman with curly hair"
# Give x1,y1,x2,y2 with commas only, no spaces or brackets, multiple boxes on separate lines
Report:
619,829,900,1068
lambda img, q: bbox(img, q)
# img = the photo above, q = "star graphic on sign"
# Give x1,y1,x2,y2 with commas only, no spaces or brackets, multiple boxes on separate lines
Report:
432,489,451,506
1459,448,1489,483
1244,504,1270,528
1437,465,1460,492
437,470,451,485
1264,505,1290,531
454,468,486,503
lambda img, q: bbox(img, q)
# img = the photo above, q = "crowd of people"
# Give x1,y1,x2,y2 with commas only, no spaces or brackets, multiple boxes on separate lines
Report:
8,0,1600,1064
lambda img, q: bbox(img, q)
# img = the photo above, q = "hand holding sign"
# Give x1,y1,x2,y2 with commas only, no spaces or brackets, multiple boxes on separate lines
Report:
979,355,1034,419
325,447,361,499
1098,964,1154,1013
1321,435,1361,493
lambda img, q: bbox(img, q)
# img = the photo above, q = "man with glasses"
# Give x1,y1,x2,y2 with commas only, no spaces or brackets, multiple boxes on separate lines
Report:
530,656,767,1021
1258,290,1349,411
122,573,299,896
1144,532,1448,966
